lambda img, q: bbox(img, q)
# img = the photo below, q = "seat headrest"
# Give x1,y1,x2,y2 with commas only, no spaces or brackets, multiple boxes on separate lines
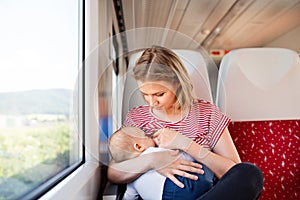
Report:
216,48,300,121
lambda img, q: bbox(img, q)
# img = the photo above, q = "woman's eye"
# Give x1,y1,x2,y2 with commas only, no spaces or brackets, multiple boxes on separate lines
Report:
156,93,164,97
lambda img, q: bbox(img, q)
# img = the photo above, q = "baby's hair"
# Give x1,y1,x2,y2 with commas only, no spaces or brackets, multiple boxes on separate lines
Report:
108,127,142,162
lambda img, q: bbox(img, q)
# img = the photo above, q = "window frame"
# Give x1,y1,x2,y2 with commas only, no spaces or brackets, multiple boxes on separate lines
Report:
39,0,109,198
13,0,86,199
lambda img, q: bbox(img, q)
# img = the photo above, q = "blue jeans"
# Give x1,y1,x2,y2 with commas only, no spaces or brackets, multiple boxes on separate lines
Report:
162,164,214,200
197,162,263,200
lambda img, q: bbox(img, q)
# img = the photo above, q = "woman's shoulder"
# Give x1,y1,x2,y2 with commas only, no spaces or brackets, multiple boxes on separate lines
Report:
192,99,222,113
128,104,150,112
193,99,215,107
192,99,228,120
124,105,152,126
126,104,151,117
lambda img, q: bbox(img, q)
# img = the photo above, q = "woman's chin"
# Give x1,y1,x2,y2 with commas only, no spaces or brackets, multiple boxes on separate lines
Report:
152,106,166,112
154,106,162,110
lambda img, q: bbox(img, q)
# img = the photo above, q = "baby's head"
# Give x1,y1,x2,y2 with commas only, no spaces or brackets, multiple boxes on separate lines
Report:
108,126,155,162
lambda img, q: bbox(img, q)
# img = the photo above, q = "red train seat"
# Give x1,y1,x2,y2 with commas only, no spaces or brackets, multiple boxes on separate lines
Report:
216,48,300,199
229,120,299,199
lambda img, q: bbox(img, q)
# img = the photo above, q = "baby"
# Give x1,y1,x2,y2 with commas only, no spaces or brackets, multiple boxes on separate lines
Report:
108,126,214,200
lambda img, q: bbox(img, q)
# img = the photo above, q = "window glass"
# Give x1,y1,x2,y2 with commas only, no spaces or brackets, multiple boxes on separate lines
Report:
0,0,82,199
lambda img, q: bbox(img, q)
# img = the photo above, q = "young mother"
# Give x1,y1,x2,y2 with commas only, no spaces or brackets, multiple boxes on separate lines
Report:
107,46,263,199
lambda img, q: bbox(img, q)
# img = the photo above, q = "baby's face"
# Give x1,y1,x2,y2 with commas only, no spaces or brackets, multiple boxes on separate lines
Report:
138,136,156,149
122,127,156,148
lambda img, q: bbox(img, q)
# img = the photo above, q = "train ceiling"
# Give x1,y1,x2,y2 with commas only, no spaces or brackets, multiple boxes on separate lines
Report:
113,0,300,52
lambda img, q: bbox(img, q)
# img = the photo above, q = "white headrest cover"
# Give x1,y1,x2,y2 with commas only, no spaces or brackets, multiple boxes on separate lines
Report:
216,48,300,121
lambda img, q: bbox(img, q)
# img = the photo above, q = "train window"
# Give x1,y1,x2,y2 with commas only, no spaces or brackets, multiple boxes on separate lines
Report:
0,0,83,199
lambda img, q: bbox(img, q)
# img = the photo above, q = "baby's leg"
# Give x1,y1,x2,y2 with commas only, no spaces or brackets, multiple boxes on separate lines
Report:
162,164,214,200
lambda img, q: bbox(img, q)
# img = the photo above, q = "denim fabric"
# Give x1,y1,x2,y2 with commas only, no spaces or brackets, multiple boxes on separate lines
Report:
196,162,264,200
162,164,214,200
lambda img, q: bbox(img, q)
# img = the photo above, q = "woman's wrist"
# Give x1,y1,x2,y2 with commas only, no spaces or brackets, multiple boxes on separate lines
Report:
176,134,194,151
198,146,210,159
147,152,157,169
186,141,210,161
148,149,182,170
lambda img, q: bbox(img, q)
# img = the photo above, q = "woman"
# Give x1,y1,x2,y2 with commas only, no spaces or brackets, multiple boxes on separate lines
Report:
107,46,263,199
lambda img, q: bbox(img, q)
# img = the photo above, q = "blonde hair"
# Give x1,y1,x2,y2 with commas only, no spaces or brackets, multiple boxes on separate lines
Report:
133,46,194,110
108,127,143,162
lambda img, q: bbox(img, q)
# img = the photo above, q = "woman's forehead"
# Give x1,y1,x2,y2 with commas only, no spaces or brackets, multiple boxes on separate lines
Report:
137,81,175,93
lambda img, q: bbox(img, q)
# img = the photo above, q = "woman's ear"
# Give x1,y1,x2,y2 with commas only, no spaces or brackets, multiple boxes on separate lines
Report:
133,143,145,152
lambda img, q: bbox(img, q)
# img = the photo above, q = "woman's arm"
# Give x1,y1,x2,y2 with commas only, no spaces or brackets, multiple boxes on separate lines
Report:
186,128,241,178
107,149,203,186
154,127,241,179
107,154,153,184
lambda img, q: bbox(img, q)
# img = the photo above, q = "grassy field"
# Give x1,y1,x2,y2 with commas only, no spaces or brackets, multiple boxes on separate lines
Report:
0,121,73,199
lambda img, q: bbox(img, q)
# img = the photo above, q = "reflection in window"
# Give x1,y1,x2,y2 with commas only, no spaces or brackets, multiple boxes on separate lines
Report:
0,0,82,199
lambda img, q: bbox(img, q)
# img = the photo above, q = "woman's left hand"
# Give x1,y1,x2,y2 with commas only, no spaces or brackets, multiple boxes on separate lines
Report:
152,128,193,151
156,157,204,188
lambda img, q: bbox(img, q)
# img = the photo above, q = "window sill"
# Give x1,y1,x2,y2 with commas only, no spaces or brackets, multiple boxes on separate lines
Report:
39,161,100,199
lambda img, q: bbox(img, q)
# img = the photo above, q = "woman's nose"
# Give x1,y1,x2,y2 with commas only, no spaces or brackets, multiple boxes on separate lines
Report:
149,96,157,106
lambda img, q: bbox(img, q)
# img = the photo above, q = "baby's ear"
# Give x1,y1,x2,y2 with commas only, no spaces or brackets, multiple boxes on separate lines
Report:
133,143,145,152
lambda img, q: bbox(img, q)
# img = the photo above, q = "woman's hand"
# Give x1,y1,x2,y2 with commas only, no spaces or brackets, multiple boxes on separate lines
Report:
156,157,204,188
151,149,204,188
152,128,193,151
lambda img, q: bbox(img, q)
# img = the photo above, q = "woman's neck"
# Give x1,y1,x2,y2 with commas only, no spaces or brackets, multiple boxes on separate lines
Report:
152,106,189,122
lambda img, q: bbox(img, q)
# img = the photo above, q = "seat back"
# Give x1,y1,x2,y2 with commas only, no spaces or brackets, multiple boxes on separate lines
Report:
216,48,300,200
122,49,213,122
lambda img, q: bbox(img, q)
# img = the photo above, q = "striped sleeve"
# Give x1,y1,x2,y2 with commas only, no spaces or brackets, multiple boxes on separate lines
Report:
206,102,230,149
123,105,153,128
123,107,143,127
123,109,136,127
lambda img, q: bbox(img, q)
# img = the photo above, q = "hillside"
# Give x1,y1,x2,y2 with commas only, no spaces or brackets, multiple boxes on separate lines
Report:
0,89,72,115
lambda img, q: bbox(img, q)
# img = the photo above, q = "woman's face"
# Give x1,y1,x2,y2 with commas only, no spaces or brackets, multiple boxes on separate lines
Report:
137,80,178,114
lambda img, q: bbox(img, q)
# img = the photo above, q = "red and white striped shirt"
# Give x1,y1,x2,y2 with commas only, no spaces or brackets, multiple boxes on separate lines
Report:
123,100,230,149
